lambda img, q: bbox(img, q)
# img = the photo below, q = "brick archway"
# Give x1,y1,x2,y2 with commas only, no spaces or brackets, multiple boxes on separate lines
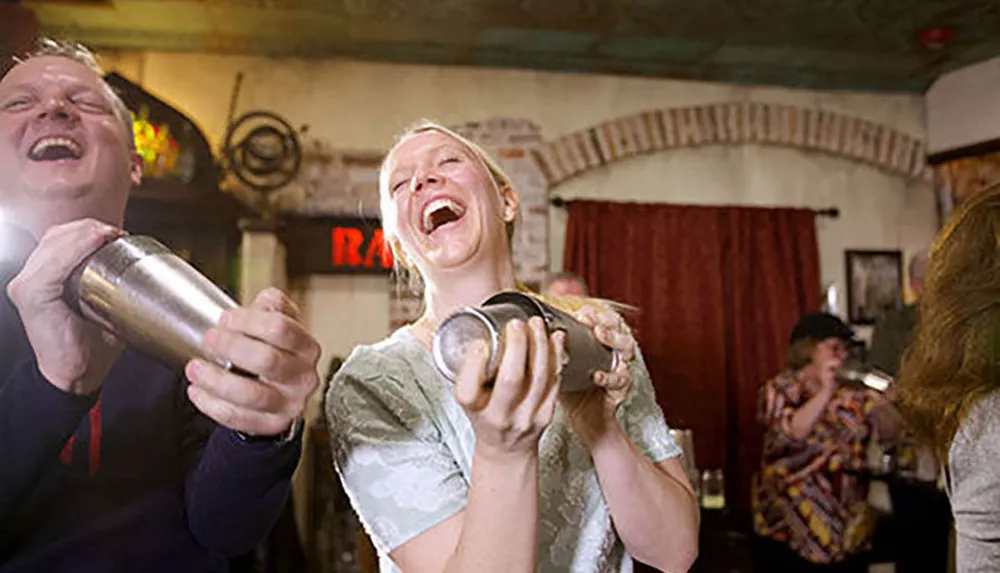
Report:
530,103,931,186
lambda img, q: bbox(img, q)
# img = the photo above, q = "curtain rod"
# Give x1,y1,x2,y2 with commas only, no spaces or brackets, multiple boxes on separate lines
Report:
548,197,840,219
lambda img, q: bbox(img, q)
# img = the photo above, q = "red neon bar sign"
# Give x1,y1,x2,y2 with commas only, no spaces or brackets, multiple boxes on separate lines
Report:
281,217,393,276
331,226,394,270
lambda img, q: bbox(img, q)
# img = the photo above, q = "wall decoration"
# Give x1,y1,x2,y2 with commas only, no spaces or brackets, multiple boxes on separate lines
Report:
131,105,183,179
105,73,211,187
845,250,903,325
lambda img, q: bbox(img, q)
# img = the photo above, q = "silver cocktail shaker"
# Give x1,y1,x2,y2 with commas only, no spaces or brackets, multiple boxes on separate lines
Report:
432,291,617,393
65,235,239,370
838,364,893,392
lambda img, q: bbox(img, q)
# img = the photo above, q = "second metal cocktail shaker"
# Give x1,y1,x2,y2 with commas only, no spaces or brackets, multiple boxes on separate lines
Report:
432,291,617,393
838,365,893,392
65,235,239,370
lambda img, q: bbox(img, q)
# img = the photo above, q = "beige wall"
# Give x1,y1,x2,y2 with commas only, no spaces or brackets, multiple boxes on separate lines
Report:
926,55,1000,154
100,50,937,352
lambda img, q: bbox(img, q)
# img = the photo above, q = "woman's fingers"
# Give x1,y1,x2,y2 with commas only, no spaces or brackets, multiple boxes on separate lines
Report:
455,340,492,412
488,319,530,415
517,318,551,408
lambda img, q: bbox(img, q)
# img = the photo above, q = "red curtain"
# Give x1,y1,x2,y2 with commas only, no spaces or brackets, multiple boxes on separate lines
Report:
564,200,820,518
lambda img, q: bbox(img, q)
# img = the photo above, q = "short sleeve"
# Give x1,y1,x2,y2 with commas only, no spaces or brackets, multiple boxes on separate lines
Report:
326,367,467,554
617,343,681,463
949,392,1000,573
757,376,802,447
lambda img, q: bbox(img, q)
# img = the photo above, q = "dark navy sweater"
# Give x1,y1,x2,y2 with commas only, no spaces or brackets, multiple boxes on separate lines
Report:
0,225,302,572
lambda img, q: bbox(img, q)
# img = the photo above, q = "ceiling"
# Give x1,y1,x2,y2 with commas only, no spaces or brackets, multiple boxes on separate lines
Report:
20,0,1000,93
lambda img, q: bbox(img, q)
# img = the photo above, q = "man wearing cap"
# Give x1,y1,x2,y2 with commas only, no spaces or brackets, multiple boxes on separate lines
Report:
752,313,900,572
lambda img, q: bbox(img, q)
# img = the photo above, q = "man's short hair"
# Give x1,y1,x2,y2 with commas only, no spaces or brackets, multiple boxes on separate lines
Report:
542,271,588,293
10,38,136,154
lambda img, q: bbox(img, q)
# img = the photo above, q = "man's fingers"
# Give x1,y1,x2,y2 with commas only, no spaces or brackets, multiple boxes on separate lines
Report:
216,308,320,363
8,219,125,305
250,287,303,321
187,384,293,436
185,359,286,412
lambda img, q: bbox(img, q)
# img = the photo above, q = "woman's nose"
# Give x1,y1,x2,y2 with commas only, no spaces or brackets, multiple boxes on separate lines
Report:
410,173,441,193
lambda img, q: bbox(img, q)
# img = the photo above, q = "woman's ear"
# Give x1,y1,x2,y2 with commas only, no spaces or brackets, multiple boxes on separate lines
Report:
500,185,520,223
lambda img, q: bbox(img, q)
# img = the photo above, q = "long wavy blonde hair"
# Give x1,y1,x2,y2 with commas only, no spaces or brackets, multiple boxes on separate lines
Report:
897,180,1000,459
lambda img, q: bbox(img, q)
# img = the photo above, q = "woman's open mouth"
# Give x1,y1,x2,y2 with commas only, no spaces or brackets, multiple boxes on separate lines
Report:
421,197,466,235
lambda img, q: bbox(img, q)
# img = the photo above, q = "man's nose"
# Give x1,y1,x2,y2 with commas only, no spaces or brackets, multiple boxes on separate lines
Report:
38,96,79,123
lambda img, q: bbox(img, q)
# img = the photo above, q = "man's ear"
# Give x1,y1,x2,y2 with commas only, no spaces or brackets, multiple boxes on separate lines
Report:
129,152,143,187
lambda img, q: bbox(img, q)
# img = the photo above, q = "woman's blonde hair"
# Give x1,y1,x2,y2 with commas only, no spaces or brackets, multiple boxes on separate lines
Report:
897,181,1000,460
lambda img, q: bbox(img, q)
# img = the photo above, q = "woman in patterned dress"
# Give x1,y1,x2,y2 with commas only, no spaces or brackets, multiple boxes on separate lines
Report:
325,122,699,573
753,313,901,572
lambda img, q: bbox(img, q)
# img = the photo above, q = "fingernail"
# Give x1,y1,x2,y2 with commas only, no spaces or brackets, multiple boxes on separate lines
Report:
203,329,218,348
185,360,202,379
218,311,231,327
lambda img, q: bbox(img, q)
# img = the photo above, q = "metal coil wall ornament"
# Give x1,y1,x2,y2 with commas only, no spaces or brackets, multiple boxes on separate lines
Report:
222,110,302,193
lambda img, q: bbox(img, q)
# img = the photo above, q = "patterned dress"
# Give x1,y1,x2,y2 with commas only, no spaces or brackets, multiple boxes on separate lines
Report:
752,371,878,564
325,326,680,573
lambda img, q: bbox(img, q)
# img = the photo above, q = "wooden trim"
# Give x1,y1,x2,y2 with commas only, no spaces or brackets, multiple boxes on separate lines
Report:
927,137,1000,165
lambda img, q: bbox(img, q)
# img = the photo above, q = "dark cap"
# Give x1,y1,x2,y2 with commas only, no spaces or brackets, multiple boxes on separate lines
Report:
789,312,854,344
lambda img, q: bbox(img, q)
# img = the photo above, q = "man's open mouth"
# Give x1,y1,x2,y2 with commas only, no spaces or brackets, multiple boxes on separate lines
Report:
28,137,83,161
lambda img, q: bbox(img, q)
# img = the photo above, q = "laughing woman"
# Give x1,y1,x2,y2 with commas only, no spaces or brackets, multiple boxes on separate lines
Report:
325,122,699,573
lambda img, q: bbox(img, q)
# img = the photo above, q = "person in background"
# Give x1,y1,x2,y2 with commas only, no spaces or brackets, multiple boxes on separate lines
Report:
542,270,589,297
327,121,699,572
868,249,928,376
0,39,321,572
753,313,901,573
897,182,1000,573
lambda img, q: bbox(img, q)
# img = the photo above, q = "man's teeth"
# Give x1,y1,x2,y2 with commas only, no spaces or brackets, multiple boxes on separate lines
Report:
30,137,82,158
423,198,464,232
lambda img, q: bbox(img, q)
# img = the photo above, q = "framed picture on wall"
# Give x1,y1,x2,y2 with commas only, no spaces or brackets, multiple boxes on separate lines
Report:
845,250,903,325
